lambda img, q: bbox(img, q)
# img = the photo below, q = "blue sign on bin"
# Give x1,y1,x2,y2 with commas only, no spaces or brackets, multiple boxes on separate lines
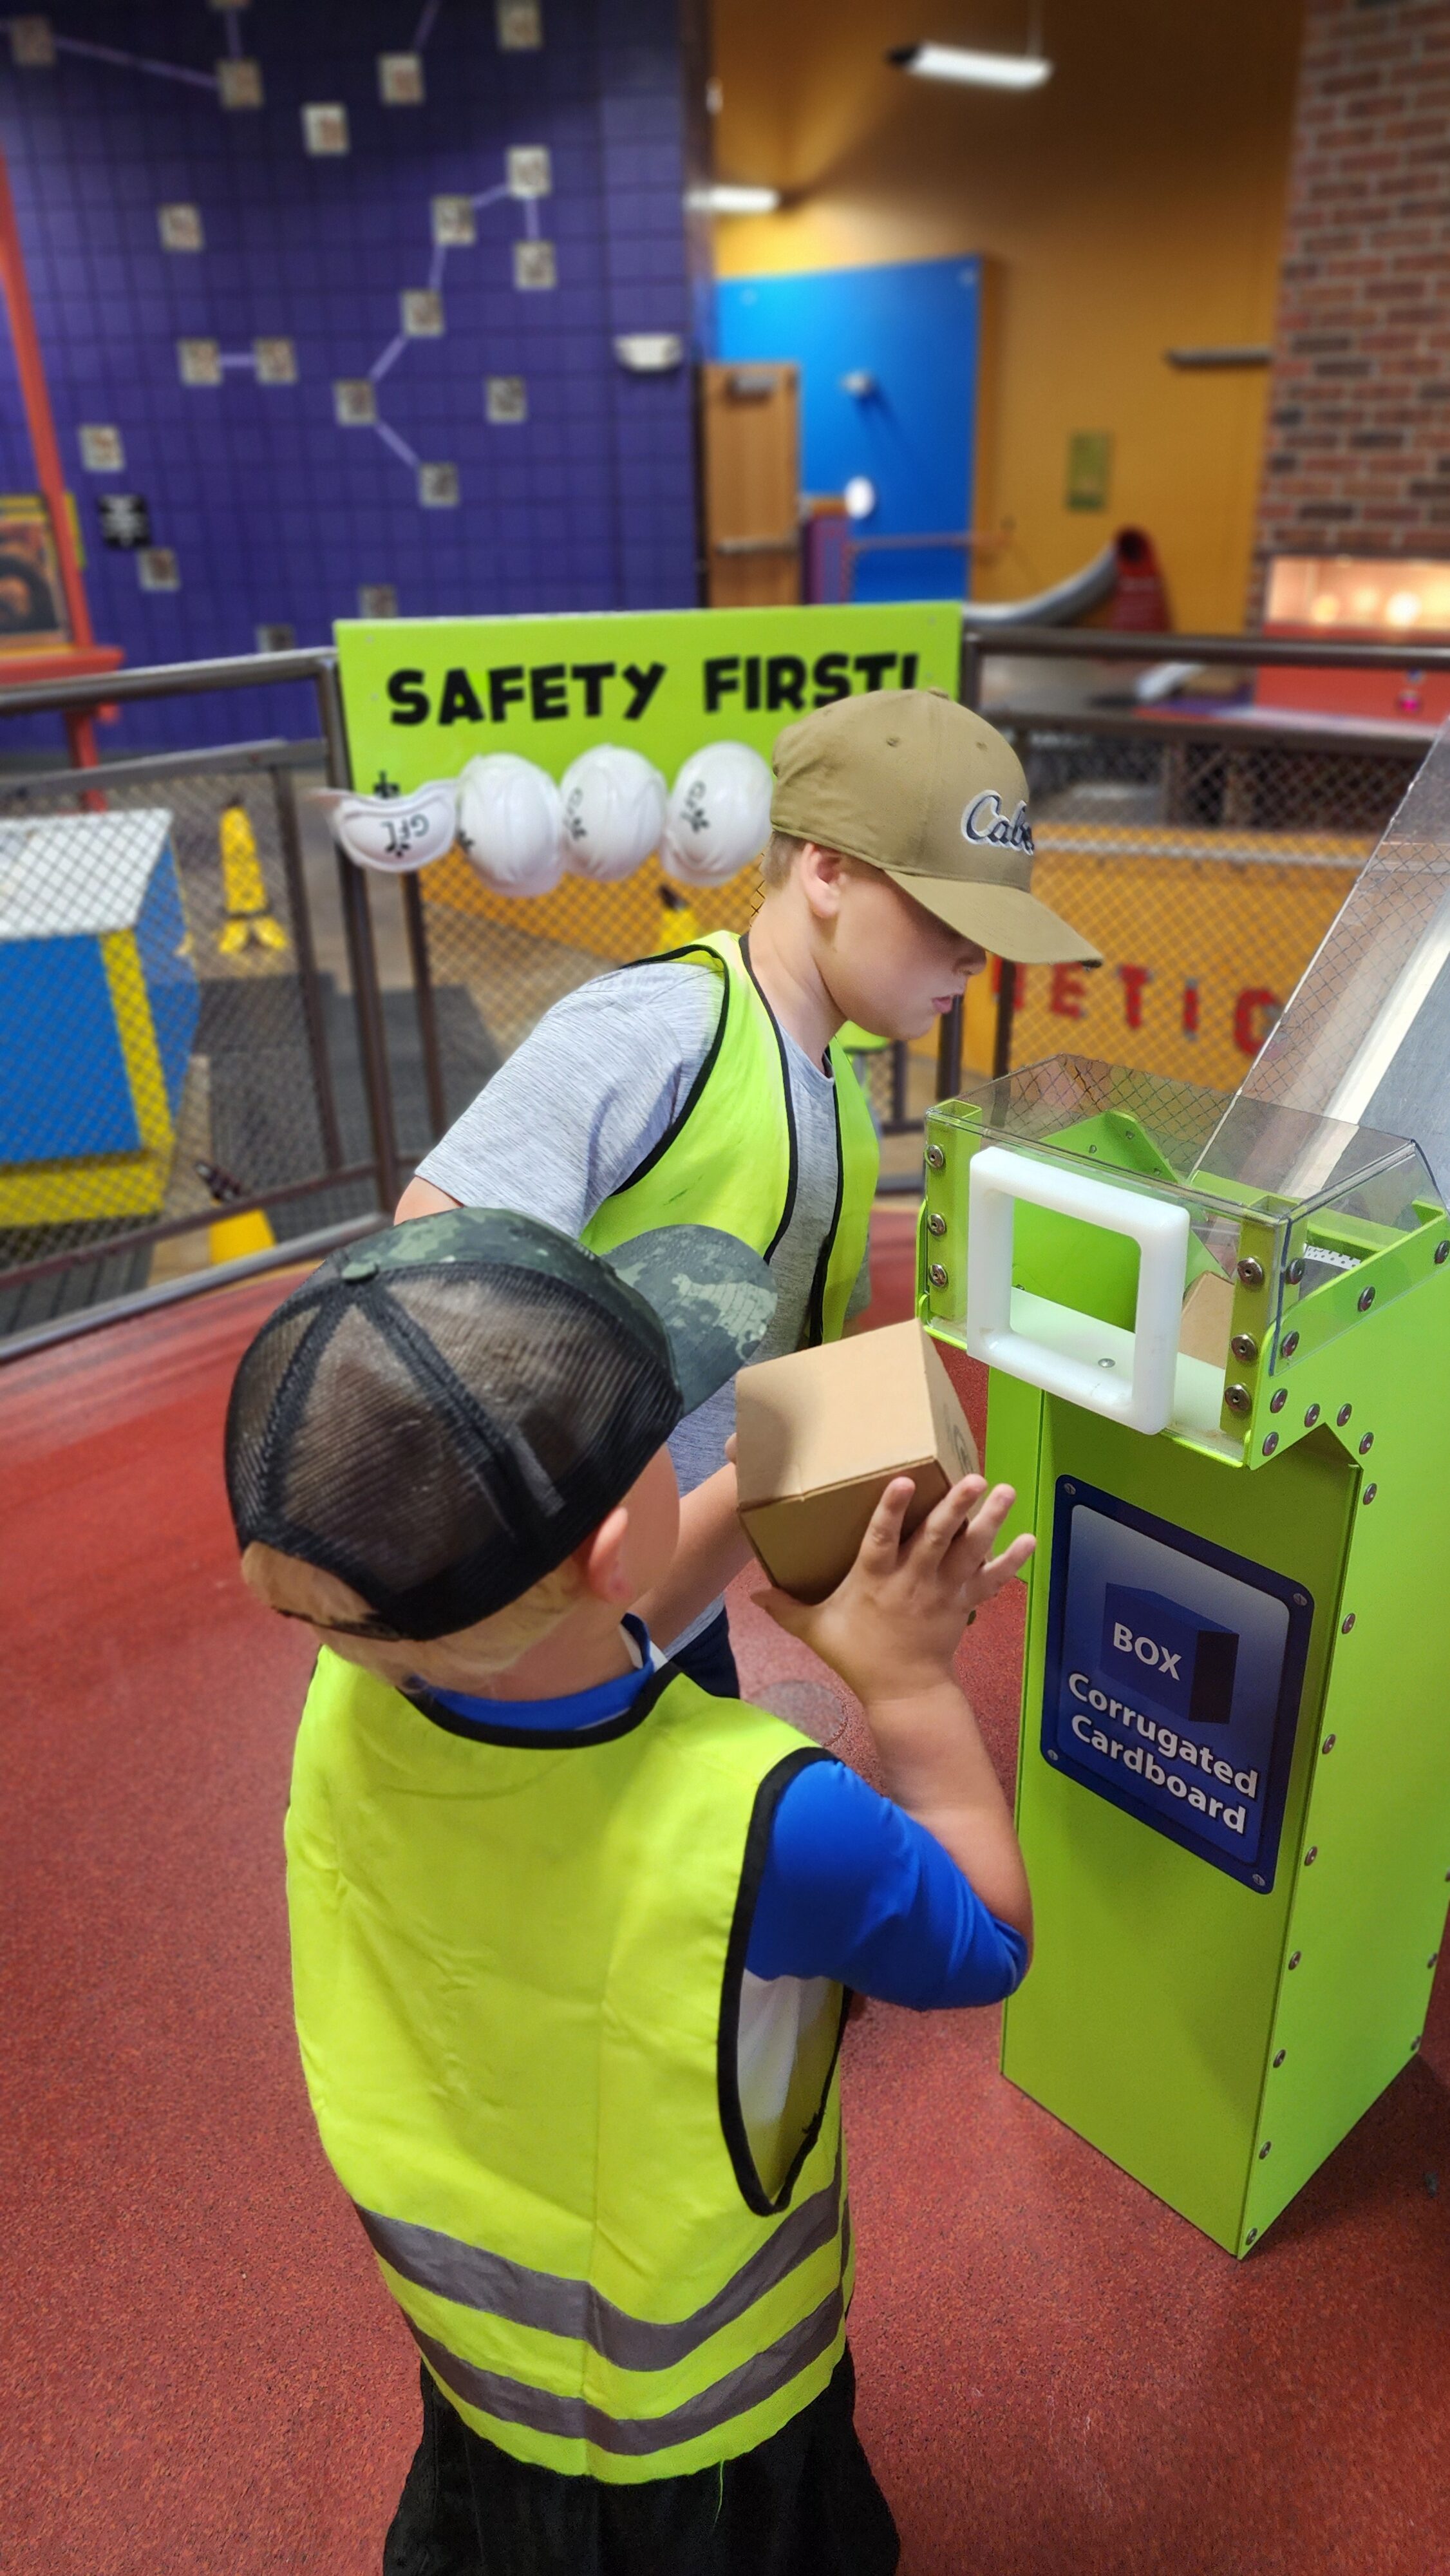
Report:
1043,1481,1313,1892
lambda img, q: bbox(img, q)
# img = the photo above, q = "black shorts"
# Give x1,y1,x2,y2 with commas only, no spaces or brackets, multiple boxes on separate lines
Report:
383,2347,900,2576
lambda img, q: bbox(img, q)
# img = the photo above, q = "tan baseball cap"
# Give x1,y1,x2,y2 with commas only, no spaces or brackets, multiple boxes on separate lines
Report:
769,687,1102,966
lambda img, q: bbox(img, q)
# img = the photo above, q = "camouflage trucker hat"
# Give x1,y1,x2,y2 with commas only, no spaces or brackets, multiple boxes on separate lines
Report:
224,1208,777,1640
770,685,1101,966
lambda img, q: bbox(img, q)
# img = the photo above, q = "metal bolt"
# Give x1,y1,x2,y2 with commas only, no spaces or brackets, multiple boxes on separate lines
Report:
1263,1432,1279,1455
1304,1846,1318,1866
1304,1403,1321,1426
1413,2035,1422,2053
1063,1482,1076,1496
928,1262,948,1290
1359,1431,1374,1455
925,1142,945,1171
1273,2049,1286,2067
1358,1283,1376,1312
1231,1332,1258,1362
1430,1955,1440,1971
1341,1612,1355,1633
1286,1257,1305,1285
1270,1388,1287,1414
1437,1240,1450,1266
1288,1950,1302,1969
1238,1256,1265,1289
1045,1748,1059,1764
1323,1734,1337,1753
927,1211,947,1237
1337,1404,1353,1426
1363,1482,1378,1506
1259,2141,1272,2159
1245,2227,1259,2246
1225,1383,1252,1416
1251,1872,1266,1889
1281,1329,1300,1359
1293,1591,1308,1607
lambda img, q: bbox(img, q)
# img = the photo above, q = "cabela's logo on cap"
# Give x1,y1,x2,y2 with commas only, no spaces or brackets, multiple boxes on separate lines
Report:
962,790,1034,856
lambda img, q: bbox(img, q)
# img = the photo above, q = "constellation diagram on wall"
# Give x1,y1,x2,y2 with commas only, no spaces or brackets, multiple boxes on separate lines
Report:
3,0,557,600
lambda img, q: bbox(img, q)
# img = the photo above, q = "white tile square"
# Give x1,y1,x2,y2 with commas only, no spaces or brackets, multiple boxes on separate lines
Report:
513,239,557,292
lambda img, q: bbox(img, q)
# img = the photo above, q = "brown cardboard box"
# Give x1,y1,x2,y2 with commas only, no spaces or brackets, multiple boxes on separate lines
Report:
734,1319,979,1602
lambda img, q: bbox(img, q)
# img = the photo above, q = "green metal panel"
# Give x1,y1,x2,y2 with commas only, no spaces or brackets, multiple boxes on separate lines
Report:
1238,1273,1450,2248
1001,1403,1352,2252
992,1266,1450,2255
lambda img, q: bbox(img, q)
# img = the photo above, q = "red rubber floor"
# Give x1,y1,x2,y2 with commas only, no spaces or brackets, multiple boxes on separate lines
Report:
4,1214,1449,2575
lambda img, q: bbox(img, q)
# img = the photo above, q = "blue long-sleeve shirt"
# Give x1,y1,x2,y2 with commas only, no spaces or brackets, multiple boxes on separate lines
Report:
426,1622,1026,2011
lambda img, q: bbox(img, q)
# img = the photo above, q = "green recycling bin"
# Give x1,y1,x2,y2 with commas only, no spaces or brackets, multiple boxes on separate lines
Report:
918,1054,1450,2255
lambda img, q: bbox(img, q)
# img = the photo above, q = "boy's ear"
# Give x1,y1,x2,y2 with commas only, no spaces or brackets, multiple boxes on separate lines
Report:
241,1541,376,1628
576,1503,634,1608
798,840,851,922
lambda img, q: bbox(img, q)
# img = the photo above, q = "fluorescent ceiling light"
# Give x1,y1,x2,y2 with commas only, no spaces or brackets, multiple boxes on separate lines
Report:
686,183,781,216
888,41,1052,90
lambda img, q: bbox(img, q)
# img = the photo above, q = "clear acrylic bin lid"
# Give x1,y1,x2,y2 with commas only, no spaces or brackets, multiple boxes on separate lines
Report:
937,1054,1437,1233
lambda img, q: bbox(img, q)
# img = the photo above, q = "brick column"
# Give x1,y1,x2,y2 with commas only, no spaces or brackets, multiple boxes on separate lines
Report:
1250,0,1450,614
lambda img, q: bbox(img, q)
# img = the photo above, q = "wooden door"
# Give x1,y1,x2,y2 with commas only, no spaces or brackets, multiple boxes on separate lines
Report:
699,361,800,607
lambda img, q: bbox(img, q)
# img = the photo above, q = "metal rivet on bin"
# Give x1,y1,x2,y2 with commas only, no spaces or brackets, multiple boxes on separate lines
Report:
1280,1329,1299,1359
1225,1383,1252,1415
1437,1240,1450,1265
1045,1748,1059,1764
1412,2035,1422,2053
1359,1432,1374,1455
1286,1257,1305,1285
1238,1256,1265,1289
1273,2049,1286,2068
1288,1951,1302,1969
1259,2141,1272,2159
1263,1433,1279,1455
1305,1403,1321,1426
1270,1388,1287,1414
1304,1846,1318,1866
928,1262,948,1290
1363,1482,1378,1506
927,1211,947,1237
1341,1611,1355,1632
1337,1404,1353,1426
925,1143,945,1171
1245,2227,1259,2247
1231,1332,1258,1363
1323,1739,1337,1759
1358,1283,1376,1312
1429,1955,1440,1971
1251,1871,1266,1888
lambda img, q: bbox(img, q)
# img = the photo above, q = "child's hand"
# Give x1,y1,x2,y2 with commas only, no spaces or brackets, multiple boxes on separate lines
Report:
754,1473,1033,1707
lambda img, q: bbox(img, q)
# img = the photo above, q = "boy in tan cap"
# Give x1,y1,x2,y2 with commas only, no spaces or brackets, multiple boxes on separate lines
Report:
399,688,1098,1691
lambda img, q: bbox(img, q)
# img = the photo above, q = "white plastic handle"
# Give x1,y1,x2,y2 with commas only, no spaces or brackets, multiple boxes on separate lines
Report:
966,1144,1190,1434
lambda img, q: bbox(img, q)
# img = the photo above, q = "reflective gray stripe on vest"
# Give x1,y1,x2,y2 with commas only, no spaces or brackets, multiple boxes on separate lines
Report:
357,2145,843,2374
411,2264,847,2459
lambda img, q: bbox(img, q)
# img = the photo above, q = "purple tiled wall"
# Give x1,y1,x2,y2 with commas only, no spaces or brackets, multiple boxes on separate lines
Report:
0,0,699,749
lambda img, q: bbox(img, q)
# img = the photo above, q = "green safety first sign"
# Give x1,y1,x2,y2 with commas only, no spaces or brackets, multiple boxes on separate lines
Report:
334,603,961,793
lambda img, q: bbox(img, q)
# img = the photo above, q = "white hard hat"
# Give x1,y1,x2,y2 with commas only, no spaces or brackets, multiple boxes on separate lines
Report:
662,740,773,886
560,744,666,883
455,754,565,896
310,779,458,873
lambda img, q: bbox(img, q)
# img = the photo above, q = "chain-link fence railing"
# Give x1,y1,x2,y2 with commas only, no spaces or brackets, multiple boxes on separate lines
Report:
3,629,1445,1352
0,652,394,1347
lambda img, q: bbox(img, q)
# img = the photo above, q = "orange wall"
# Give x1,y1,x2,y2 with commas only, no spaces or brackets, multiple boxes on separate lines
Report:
711,0,1303,632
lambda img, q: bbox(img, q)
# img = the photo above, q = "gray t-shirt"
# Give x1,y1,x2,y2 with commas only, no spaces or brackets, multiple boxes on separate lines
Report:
416,957,872,1649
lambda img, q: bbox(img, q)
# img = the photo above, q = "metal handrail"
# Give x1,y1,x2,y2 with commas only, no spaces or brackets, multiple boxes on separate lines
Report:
964,623,1450,672
0,641,337,719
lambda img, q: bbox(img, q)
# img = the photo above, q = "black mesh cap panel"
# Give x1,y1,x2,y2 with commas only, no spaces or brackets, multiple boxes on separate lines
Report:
225,1251,681,1639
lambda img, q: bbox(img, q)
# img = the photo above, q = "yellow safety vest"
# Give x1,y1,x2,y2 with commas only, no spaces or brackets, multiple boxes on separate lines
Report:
582,931,879,1348
285,1648,852,2483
